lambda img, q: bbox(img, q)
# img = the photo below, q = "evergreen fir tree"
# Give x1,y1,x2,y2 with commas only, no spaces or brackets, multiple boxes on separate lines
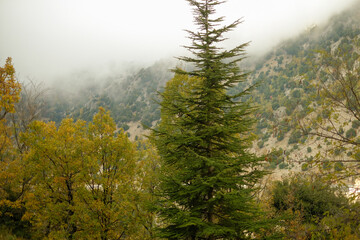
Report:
152,0,267,239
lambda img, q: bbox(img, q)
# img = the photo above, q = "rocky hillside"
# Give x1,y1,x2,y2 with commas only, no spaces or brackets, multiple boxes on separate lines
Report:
42,2,360,169
43,59,176,133
243,3,360,174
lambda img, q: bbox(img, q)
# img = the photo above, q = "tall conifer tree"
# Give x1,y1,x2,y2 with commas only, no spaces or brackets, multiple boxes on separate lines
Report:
152,0,266,239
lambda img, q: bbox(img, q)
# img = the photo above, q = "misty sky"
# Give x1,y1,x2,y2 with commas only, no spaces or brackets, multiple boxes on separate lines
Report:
0,0,358,81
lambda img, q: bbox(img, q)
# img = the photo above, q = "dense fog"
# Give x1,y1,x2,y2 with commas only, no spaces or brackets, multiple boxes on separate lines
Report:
0,0,358,82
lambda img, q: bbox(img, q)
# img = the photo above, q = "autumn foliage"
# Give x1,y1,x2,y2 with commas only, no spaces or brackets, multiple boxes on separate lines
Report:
0,59,157,239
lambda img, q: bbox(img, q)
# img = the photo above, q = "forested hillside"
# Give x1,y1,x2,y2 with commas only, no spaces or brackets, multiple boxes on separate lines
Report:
2,0,360,239
43,59,176,131
244,3,360,173
30,0,360,200
43,1,360,145
34,2,360,177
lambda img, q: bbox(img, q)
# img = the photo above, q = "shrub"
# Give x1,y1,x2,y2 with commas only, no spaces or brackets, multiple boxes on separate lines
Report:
271,176,349,222
334,162,344,172
122,124,130,131
277,132,285,141
322,109,331,119
300,135,307,144
291,89,301,99
279,162,288,169
272,101,280,110
338,127,344,135
352,120,360,129
346,128,357,139
288,130,302,144
354,151,360,161
307,147,312,153
268,161,277,170
322,160,332,170
301,163,309,171
334,147,345,156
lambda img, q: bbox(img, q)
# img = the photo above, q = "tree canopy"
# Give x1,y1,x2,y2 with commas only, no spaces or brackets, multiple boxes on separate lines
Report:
152,0,267,239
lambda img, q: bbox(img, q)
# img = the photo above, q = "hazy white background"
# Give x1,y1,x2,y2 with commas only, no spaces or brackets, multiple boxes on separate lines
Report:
0,0,358,81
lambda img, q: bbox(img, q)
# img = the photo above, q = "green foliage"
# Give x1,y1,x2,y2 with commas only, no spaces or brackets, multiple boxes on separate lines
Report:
346,127,357,139
271,175,349,222
265,149,285,170
334,147,345,156
301,163,309,171
268,175,358,239
271,101,280,110
353,120,360,129
355,151,360,160
321,108,331,119
291,89,301,99
151,1,268,239
122,123,130,131
5,4,360,238
334,162,345,172
268,161,278,170
313,202,360,239
300,135,307,143
276,131,285,141
307,32,360,180
339,126,345,135
322,160,332,170
288,130,302,144
278,162,288,169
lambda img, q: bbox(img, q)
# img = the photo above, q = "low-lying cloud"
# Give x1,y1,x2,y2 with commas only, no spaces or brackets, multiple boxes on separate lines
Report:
0,0,358,82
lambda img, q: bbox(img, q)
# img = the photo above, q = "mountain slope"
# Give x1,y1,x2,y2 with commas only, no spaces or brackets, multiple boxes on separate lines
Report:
42,2,360,150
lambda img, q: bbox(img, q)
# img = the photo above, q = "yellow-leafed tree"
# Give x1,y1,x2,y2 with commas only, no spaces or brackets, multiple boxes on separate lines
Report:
22,118,89,239
0,57,20,120
0,57,28,238
76,108,138,240
23,108,152,239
